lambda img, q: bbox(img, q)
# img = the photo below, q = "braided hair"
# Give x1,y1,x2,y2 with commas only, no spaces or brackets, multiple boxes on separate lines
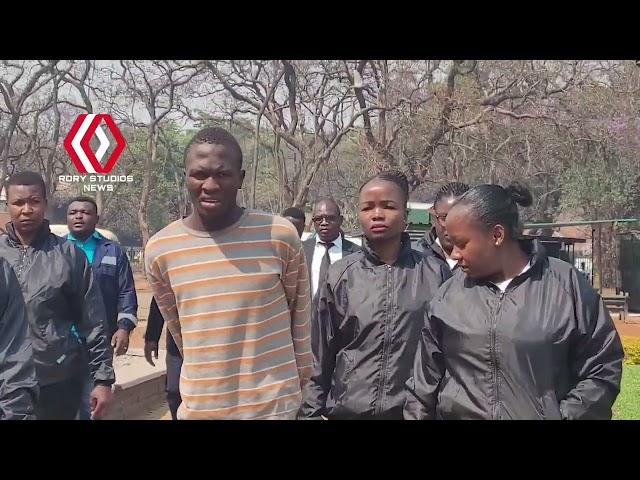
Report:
434,182,470,206
359,170,410,207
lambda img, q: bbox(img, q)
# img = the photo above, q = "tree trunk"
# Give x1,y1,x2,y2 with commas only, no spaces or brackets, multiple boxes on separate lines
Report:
96,190,104,216
250,114,263,209
293,152,325,208
138,127,157,248
0,114,21,198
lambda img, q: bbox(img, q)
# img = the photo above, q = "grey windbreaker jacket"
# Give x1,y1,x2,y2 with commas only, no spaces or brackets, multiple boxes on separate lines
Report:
405,241,623,420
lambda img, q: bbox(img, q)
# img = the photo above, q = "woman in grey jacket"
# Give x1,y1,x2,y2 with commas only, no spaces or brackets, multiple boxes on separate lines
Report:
405,182,623,420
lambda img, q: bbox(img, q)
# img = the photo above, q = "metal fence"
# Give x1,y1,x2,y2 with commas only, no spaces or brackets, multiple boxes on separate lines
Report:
574,255,593,282
123,246,144,272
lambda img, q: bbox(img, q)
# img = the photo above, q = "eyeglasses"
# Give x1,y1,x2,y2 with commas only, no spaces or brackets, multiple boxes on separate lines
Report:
434,213,447,226
312,215,339,224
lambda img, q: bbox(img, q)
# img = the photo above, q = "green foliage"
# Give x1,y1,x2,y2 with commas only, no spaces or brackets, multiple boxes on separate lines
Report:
613,365,640,420
560,146,639,219
622,336,640,366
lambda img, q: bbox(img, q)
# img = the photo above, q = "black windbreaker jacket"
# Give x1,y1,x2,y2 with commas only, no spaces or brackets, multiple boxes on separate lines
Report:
405,241,623,420
415,227,446,263
0,257,38,419
0,221,115,387
299,233,451,419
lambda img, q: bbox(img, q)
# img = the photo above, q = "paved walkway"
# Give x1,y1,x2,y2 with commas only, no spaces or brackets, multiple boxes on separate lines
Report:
133,400,172,420
113,348,166,386
112,348,171,420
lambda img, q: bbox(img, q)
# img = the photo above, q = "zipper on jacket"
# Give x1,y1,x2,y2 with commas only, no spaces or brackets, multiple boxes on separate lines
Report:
375,264,394,415
16,245,28,280
490,290,505,420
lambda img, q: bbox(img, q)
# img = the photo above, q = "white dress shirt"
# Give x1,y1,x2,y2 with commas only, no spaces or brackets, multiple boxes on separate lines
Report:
311,234,343,295
493,260,532,292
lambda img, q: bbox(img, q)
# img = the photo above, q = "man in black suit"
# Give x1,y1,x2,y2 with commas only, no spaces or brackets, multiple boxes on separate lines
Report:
303,198,360,298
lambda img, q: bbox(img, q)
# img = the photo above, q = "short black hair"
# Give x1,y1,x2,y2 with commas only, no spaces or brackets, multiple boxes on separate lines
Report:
359,169,410,207
313,197,342,216
455,181,533,239
68,196,98,214
434,182,470,205
184,127,243,169
7,171,47,199
281,207,306,222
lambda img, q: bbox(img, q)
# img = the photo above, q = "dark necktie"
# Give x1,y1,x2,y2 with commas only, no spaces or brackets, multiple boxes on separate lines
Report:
317,242,335,291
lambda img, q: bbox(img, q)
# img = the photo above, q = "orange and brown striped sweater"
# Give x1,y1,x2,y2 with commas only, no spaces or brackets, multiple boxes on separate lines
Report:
144,210,312,420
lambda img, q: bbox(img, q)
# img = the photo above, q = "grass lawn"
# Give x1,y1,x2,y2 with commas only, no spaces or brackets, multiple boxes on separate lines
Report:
613,364,640,420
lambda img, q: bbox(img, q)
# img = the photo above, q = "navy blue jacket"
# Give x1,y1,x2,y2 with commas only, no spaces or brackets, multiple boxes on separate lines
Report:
91,236,138,338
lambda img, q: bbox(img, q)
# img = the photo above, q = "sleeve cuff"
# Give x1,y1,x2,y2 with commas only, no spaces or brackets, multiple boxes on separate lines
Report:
94,379,115,387
117,314,137,332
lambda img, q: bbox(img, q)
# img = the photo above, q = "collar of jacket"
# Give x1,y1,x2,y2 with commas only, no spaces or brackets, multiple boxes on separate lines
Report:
67,229,103,242
5,219,52,248
465,239,548,289
362,231,413,266
422,226,446,260
97,235,112,247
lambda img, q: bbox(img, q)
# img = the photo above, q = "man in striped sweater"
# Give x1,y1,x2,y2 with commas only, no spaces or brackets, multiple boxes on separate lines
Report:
145,127,312,420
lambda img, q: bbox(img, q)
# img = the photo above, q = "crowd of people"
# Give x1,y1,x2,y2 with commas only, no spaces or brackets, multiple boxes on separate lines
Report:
0,126,624,420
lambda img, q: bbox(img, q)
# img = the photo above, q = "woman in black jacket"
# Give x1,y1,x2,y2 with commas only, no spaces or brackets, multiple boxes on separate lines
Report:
416,182,469,272
405,182,624,420
298,171,450,419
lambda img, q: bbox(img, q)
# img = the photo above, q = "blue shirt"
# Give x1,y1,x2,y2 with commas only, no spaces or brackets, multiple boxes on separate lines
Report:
67,231,102,264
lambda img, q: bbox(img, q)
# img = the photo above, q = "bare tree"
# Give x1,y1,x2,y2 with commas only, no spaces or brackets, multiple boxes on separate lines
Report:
346,60,437,170
109,60,201,246
205,60,386,208
0,60,59,192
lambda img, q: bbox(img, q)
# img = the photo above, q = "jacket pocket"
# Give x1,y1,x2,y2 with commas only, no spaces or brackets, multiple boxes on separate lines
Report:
541,392,562,420
335,350,355,386
330,350,365,418
437,378,462,419
35,321,81,372
96,263,117,277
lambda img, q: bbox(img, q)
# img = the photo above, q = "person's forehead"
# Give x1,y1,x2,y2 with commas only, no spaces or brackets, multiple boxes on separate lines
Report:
435,196,458,212
8,184,44,197
360,179,402,198
187,143,239,168
68,201,95,212
313,201,338,214
447,204,480,231
447,202,467,219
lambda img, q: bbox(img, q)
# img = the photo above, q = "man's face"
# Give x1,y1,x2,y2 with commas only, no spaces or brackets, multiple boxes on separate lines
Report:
312,201,342,243
185,143,245,223
67,201,99,239
430,196,458,253
7,184,47,236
